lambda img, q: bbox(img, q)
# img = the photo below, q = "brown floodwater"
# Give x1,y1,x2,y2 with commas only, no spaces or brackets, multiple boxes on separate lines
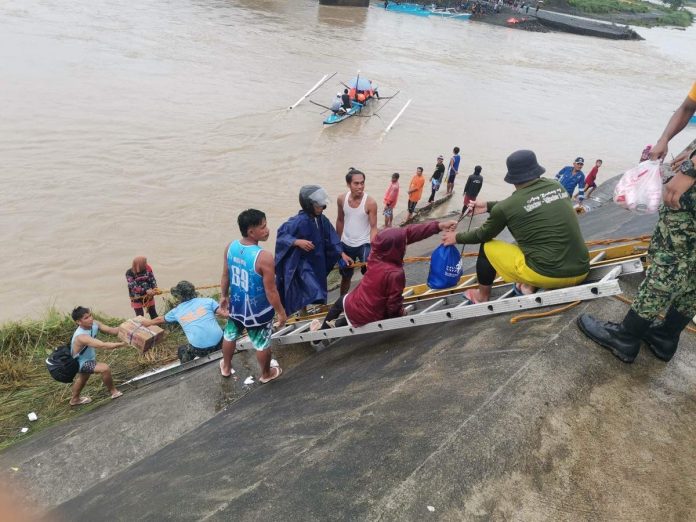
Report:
1,0,695,322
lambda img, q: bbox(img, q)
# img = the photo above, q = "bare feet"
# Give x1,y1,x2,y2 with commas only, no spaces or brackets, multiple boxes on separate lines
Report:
463,289,484,304
70,396,92,406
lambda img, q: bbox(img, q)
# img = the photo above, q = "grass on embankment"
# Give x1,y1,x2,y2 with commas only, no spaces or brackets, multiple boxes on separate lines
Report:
550,0,693,26
0,307,188,451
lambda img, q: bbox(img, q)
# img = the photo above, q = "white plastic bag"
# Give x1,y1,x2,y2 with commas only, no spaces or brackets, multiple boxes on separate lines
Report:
613,160,663,213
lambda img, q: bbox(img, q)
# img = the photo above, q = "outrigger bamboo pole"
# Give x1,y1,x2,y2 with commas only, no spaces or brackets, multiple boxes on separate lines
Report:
288,72,337,110
383,99,412,135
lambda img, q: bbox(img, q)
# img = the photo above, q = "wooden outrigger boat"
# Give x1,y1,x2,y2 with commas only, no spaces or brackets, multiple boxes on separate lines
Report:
323,101,364,125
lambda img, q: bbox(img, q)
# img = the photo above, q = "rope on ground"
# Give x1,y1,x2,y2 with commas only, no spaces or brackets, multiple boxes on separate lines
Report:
509,301,581,324
612,295,696,334
509,292,696,335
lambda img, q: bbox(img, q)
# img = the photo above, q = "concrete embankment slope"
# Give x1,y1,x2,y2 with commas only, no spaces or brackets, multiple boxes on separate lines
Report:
40,184,696,520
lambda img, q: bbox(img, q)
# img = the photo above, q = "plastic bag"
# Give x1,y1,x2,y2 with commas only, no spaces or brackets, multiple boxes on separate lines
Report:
427,245,463,289
613,160,663,214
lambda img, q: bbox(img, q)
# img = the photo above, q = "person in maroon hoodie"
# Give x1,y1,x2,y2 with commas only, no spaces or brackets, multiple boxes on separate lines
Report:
315,219,457,329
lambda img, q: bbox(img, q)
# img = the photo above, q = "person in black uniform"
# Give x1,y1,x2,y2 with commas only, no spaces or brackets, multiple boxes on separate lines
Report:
462,165,484,215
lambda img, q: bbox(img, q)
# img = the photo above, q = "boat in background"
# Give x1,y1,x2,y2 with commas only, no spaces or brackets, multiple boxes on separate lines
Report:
384,2,471,20
385,2,430,16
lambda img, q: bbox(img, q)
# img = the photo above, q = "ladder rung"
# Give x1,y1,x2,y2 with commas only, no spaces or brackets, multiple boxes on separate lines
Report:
273,325,295,337
419,299,446,314
599,266,622,282
590,251,607,264
455,276,477,289
293,322,312,334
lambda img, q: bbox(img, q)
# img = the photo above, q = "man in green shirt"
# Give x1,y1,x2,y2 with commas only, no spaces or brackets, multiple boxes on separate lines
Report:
442,150,590,303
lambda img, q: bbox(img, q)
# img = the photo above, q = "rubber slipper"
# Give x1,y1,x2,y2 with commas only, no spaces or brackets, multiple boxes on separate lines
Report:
513,283,537,296
259,366,283,384
111,391,123,400
219,359,235,378
70,396,92,406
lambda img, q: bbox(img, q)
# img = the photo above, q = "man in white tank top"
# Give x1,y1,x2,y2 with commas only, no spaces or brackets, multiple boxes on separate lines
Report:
335,168,378,295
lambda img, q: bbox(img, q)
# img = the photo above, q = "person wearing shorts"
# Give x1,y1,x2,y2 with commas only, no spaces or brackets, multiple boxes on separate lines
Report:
446,146,461,195
336,169,378,295
223,320,273,351
382,172,400,228
406,167,425,222
442,150,589,304
69,306,126,406
219,209,287,383
141,280,225,364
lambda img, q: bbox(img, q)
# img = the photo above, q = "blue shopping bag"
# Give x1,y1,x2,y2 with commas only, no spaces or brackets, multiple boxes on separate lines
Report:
427,244,463,289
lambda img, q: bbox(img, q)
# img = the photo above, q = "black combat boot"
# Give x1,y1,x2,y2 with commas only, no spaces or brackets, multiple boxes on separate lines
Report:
643,307,693,362
577,309,651,363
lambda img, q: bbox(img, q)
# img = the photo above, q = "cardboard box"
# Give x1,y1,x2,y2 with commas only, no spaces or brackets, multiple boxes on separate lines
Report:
118,319,165,353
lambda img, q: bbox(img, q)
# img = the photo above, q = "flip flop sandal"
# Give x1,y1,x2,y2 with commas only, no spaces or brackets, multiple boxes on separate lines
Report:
111,391,123,400
259,366,283,384
219,359,235,378
70,396,92,406
512,283,538,297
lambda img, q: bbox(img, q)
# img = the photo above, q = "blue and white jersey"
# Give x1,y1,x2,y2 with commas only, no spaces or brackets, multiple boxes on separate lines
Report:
227,240,275,327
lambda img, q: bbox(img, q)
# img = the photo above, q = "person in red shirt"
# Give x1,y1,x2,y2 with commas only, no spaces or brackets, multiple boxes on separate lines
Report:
584,159,602,198
383,172,400,228
313,219,457,330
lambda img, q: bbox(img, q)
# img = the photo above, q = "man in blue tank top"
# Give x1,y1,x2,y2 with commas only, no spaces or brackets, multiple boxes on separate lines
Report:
219,209,287,383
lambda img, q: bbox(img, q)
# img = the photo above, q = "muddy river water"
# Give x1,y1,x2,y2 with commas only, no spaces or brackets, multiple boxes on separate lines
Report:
1,0,694,321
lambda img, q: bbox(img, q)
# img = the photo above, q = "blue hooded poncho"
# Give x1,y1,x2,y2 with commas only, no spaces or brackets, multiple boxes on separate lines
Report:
275,186,343,315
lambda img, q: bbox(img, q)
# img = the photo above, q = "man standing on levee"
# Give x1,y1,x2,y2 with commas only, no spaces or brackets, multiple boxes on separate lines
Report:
577,82,696,363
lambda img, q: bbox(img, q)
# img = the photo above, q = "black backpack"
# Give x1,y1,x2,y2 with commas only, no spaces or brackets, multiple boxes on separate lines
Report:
46,344,79,383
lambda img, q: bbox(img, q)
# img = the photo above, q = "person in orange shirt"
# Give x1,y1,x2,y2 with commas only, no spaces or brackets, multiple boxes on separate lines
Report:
406,167,425,222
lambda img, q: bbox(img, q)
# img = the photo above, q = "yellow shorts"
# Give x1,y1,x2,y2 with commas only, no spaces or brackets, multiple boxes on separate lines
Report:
483,240,588,289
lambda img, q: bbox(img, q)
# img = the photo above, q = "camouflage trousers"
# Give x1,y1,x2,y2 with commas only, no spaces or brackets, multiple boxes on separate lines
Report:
632,185,696,320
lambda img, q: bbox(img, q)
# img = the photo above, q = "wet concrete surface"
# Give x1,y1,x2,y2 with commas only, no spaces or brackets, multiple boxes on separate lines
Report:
8,178,696,521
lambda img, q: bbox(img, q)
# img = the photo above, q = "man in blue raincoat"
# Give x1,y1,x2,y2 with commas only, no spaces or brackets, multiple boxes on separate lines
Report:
275,185,346,315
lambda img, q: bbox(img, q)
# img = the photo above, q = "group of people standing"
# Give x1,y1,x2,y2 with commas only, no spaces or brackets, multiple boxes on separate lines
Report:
381,146,486,225
65,82,696,406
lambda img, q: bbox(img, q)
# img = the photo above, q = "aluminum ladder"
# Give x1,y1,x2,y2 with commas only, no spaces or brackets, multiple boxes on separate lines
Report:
238,257,642,350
